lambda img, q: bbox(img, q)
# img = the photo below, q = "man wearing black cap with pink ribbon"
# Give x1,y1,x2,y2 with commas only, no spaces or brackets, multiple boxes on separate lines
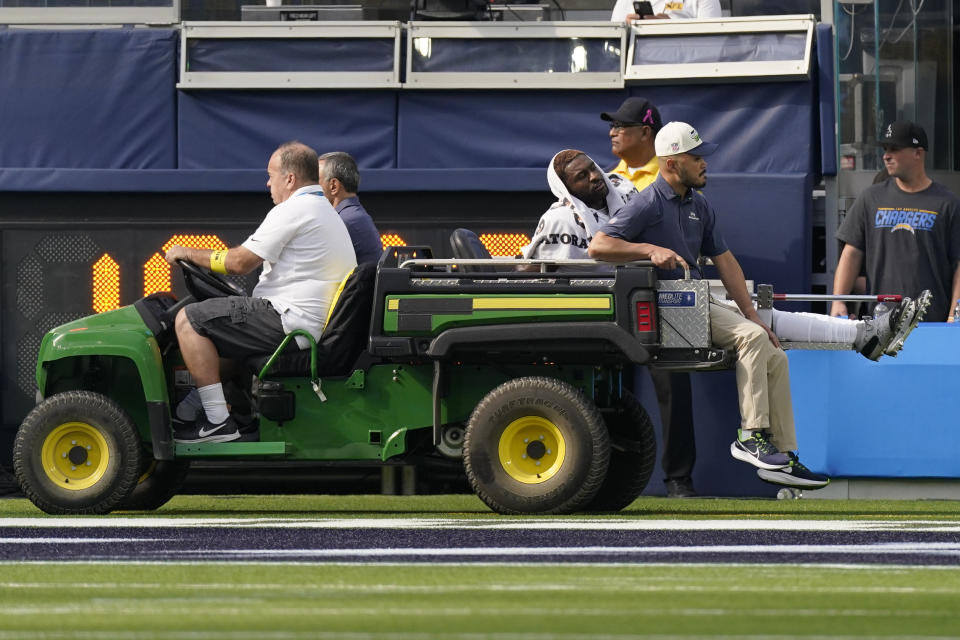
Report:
602,97,664,193
601,97,698,499
832,121,960,323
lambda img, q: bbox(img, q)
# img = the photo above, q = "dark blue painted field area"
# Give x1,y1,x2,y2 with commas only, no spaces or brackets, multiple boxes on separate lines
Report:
2,518,959,566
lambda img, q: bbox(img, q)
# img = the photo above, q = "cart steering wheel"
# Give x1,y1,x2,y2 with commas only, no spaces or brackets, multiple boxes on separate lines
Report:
176,259,246,300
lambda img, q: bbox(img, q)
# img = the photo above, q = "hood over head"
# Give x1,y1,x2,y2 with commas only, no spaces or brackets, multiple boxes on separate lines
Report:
547,150,633,229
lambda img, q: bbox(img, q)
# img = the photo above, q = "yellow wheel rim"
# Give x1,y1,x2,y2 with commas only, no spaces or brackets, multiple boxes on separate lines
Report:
497,416,566,484
40,422,110,491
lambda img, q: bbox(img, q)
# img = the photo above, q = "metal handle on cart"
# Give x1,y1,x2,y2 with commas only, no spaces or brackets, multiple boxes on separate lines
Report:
396,257,690,280
398,257,664,271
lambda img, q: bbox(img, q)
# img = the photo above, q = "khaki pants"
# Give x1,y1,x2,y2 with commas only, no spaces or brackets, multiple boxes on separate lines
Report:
709,301,797,452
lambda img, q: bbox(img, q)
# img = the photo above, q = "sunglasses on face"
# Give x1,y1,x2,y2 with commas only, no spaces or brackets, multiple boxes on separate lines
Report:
609,122,646,131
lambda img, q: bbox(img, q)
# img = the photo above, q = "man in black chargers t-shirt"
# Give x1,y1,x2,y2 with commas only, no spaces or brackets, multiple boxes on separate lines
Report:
832,121,960,323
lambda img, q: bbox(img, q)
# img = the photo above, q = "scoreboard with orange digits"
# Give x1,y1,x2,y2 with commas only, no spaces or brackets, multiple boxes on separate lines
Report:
0,212,534,456
90,230,531,314
4,227,253,425
374,232,530,258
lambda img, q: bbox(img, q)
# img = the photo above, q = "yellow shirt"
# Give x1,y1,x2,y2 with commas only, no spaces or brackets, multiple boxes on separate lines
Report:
612,155,659,192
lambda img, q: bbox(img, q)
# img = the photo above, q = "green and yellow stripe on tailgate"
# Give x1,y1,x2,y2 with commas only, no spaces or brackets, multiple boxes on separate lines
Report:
383,294,614,334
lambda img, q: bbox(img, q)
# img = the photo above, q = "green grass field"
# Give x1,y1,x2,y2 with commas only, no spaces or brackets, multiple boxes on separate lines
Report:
2,495,960,639
2,563,959,639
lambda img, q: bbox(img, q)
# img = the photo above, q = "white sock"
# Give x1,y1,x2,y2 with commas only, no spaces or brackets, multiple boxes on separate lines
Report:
771,310,859,343
175,389,202,421
198,383,230,425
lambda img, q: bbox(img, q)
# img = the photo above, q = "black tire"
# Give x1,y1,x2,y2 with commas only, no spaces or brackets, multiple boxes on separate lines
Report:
463,376,610,515
13,391,143,515
583,390,656,512
119,458,190,511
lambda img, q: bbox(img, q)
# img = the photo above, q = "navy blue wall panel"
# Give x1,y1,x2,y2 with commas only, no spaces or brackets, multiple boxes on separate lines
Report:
633,83,817,175
397,83,817,175
0,29,177,169
815,23,838,177
397,90,630,170
704,173,813,294
178,90,398,170
0,29,821,182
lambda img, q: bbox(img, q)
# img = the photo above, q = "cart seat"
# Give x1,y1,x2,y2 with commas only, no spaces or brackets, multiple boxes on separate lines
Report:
246,261,377,378
450,228,497,272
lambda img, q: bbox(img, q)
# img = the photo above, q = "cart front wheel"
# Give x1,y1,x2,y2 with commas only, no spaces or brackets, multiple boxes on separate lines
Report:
14,391,142,515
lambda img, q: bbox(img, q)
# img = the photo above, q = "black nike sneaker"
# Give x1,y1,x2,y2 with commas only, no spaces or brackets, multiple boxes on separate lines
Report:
173,415,241,444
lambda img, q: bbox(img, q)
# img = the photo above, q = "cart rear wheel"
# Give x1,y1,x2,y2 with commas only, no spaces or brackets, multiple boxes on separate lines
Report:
464,377,609,515
120,458,190,511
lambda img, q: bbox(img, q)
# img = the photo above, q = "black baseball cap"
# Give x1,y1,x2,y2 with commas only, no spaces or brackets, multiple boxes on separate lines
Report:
879,120,928,150
601,97,662,131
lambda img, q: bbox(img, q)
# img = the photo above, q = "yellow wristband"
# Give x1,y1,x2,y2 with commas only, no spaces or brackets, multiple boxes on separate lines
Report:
210,250,228,274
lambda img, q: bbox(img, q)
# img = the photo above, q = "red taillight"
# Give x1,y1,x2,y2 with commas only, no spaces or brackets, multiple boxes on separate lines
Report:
636,301,656,332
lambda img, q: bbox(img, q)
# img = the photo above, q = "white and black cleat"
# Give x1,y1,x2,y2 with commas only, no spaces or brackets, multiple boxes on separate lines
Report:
884,289,931,357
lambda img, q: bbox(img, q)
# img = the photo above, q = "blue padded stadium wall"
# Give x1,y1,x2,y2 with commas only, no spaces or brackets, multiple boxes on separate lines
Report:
178,90,399,170
0,29,178,170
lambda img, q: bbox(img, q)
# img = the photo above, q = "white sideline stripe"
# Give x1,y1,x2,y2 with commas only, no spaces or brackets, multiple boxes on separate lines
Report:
0,538,158,544
2,517,959,531
3,535,959,556
0,604,950,618
169,542,960,558
3,560,959,570
0,634,955,640
4,581,958,595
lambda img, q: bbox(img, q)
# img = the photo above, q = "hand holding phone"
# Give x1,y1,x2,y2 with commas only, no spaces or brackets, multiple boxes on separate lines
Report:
632,1,654,16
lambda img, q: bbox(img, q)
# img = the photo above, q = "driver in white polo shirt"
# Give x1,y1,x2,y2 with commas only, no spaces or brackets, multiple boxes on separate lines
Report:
164,141,357,444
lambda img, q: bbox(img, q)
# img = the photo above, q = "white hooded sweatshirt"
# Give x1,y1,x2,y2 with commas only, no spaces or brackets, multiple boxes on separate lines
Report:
522,152,637,262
